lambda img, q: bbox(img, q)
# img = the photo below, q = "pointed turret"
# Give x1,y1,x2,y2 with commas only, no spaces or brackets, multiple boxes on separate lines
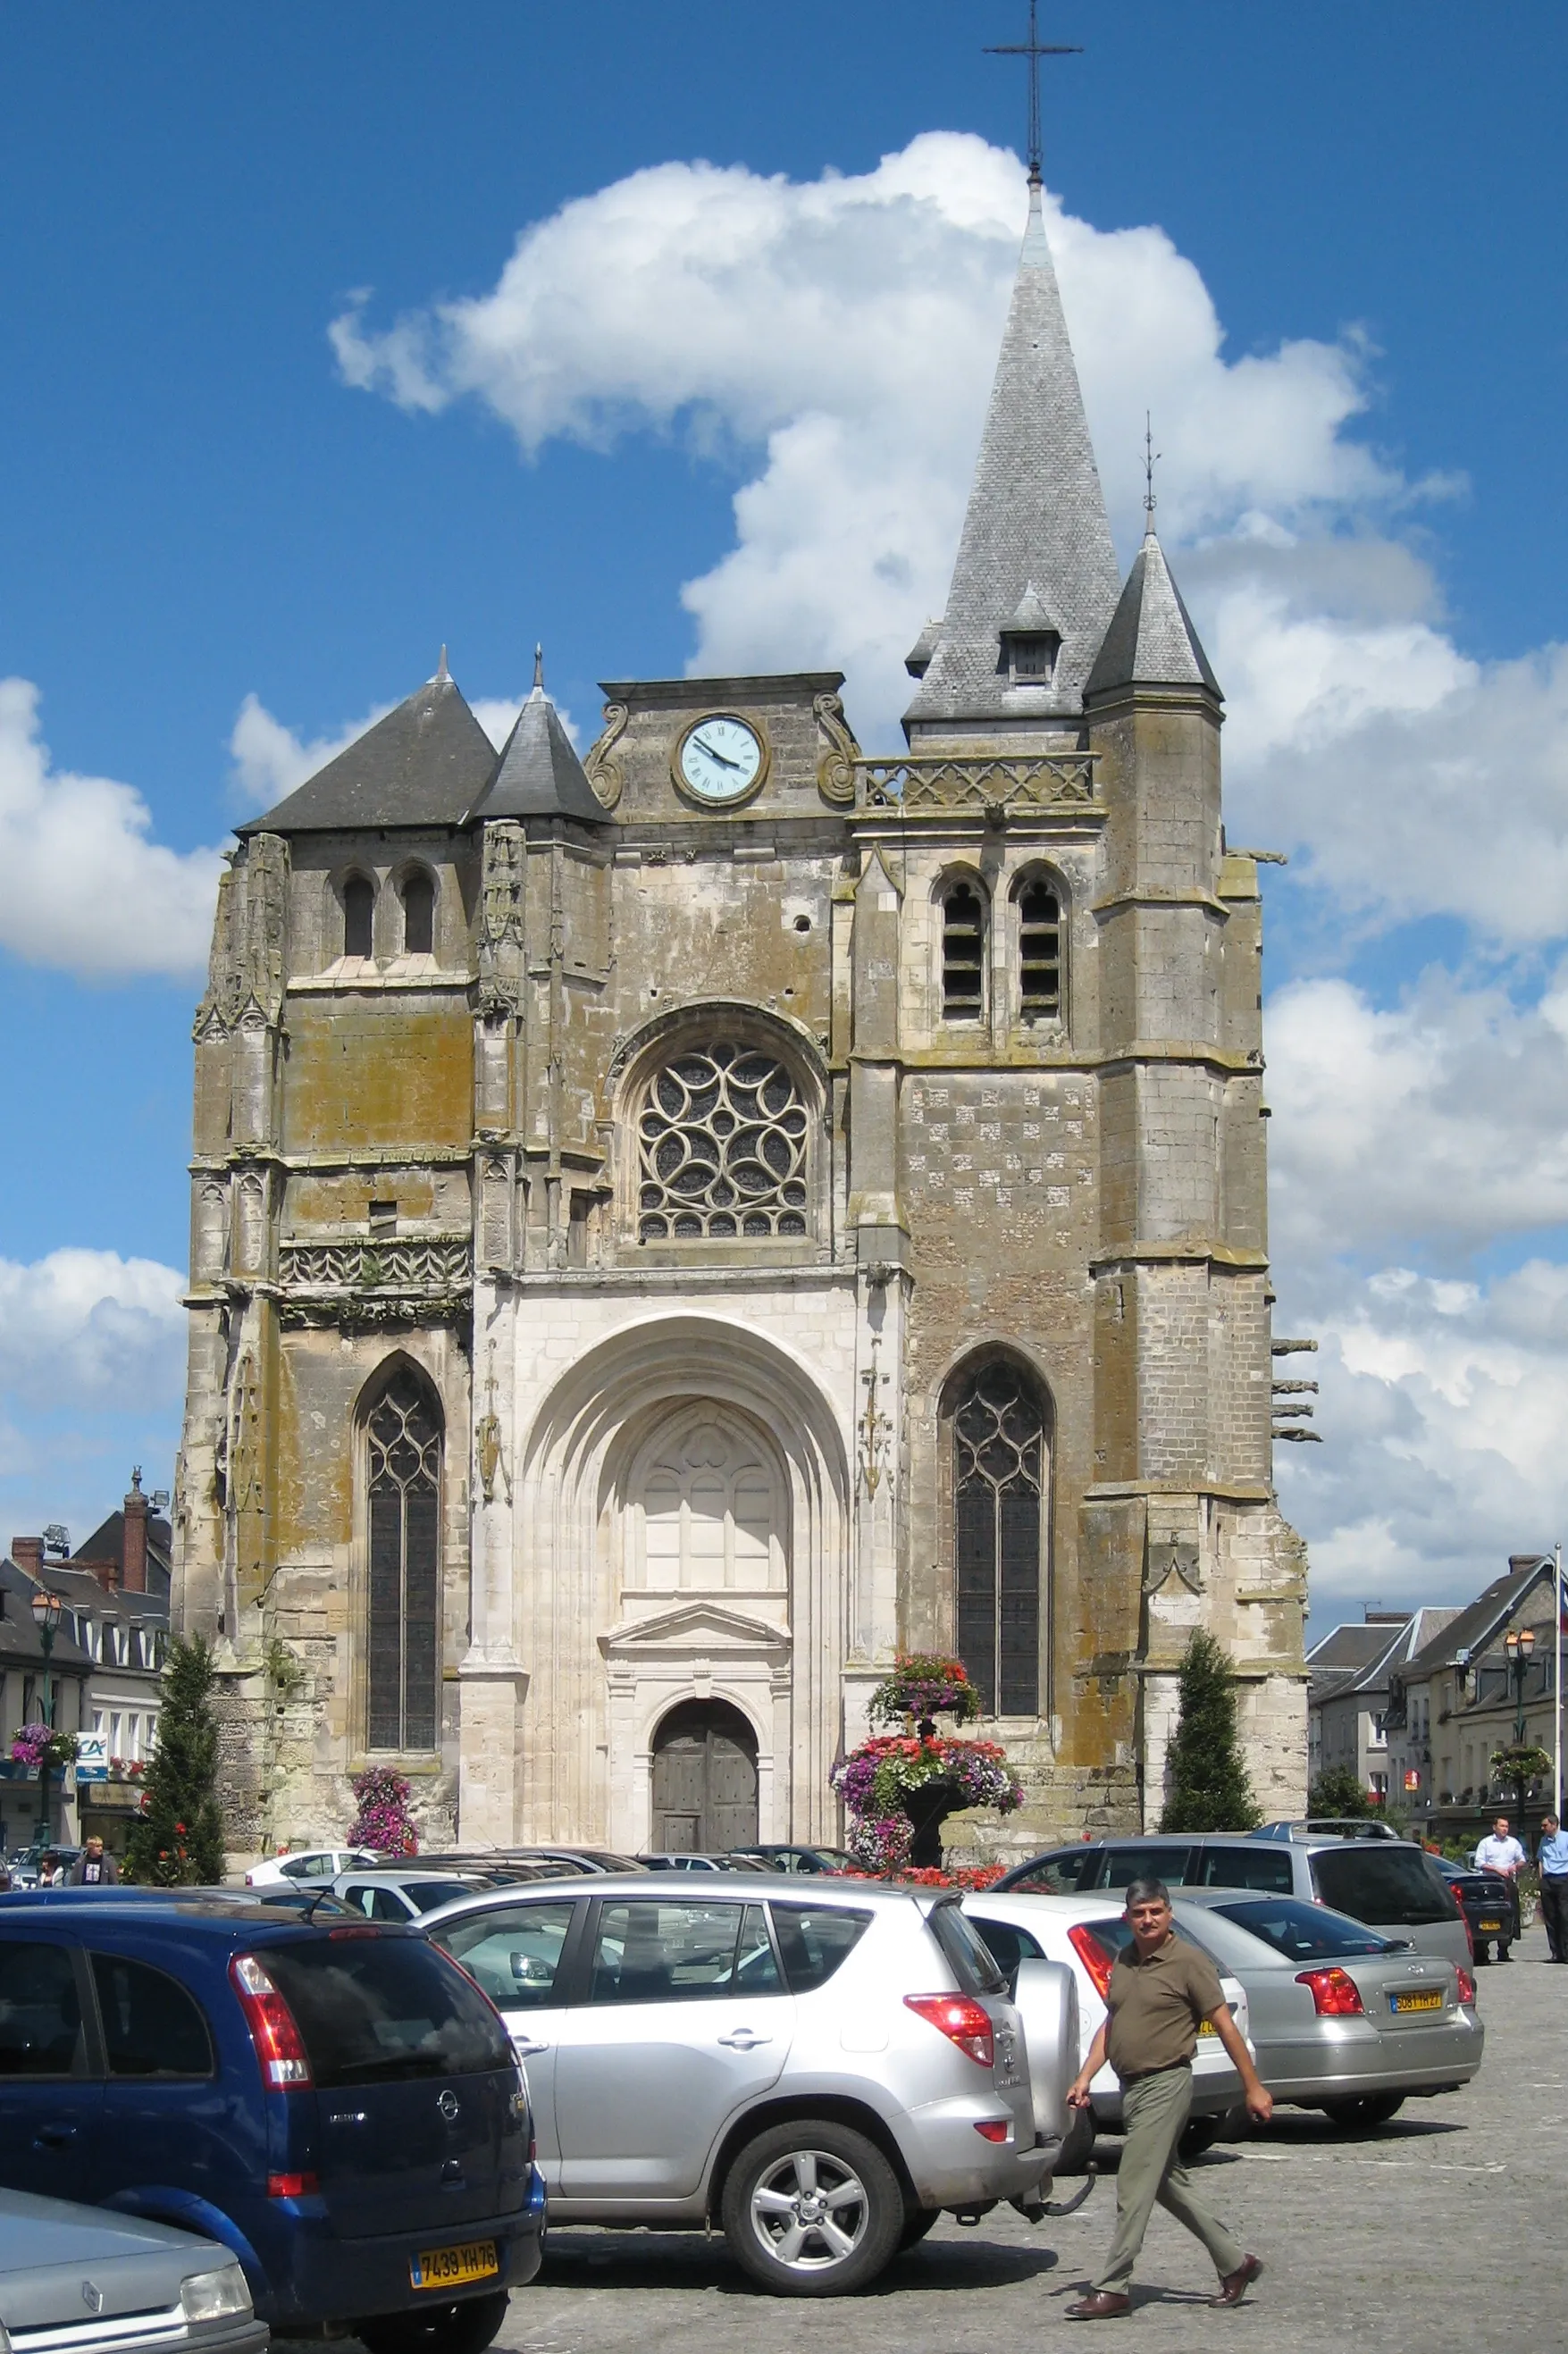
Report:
1084,521,1220,703
465,658,609,827
904,178,1120,736
239,667,498,834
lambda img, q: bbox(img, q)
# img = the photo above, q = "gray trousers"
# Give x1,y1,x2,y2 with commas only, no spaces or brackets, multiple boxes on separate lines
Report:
1093,2063,1247,2295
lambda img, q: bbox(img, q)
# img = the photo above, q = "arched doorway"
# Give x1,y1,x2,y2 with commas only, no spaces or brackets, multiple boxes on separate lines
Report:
650,1699,759,1852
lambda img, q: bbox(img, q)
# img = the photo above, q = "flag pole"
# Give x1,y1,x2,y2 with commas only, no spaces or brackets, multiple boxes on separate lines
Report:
1555,1541,1564,1822
1544,1544,1554,1817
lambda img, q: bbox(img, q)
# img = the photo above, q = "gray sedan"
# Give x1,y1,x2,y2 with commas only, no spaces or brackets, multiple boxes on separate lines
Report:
0,2189,266,2354
1170,1890,1483,2128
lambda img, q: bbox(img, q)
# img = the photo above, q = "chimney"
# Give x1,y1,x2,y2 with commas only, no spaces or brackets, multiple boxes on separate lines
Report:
122,1469,148,1595
10,1537,44,1579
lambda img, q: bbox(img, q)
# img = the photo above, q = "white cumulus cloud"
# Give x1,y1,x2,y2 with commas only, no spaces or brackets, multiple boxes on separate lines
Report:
0,1249,186,1402
0,679,224,981
331,132,1402,749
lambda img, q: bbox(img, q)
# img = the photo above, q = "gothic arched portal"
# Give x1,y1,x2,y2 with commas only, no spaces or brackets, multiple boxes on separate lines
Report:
649,1698,759,1852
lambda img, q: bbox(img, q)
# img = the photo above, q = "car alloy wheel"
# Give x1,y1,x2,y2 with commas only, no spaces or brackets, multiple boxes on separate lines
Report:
722,2121,902,2295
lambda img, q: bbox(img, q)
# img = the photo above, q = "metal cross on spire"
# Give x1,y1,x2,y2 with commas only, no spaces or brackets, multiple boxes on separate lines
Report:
985,2,1082,187
1144,414,1161,529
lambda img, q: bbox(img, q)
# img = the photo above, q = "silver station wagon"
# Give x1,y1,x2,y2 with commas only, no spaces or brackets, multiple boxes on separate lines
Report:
419,1873,1078,2295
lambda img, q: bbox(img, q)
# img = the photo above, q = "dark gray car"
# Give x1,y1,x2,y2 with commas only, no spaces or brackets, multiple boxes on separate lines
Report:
0,2188,266,2354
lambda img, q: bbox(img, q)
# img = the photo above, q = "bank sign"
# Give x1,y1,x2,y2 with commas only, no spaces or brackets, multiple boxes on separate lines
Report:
74,1732,109,1784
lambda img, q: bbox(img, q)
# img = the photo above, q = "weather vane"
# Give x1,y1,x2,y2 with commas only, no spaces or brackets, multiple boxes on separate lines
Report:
985,1,1082,186
1144,413,1161,527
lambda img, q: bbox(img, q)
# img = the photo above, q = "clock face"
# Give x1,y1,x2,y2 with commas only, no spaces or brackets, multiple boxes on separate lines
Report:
676,714,766,804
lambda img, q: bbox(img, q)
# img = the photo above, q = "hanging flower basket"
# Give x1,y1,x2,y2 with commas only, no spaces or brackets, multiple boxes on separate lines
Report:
834,1732,1023,1870
10,1722,76,1774
867,1655,981,1731
348,1766,418,1856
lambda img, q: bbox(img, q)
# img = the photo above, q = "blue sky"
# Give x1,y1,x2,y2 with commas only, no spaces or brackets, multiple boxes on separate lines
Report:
1,2,1565,1629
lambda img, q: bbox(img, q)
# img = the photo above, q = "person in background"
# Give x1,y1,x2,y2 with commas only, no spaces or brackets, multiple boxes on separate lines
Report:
1064,1877,1271,2320
38,1849,64,1886
67,1835,119,1887
1536,1814,1568,1964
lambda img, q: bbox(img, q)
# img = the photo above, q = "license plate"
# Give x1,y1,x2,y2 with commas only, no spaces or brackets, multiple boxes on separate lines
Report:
1478,1919,1503,1932
410,2241,499,2291
1390,1990,1443,2014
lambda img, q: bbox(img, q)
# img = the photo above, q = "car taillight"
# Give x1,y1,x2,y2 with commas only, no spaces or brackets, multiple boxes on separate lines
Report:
972,2119,1010,2141
904,1993,995,2066
1067,1923,1116,2002
265,2172,318,2199
1456,1968,1476,2005
1295,1965,1364,2016
230,1953,314,2086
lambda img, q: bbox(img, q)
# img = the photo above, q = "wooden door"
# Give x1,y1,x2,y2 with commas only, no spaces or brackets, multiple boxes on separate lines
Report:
650,1701,759,1851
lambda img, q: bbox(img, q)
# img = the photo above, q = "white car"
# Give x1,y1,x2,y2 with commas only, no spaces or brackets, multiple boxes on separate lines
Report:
243,1844,378,1888
964,1889,1253,2159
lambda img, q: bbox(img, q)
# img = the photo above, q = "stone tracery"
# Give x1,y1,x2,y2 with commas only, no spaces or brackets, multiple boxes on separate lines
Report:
637,1043,809,1242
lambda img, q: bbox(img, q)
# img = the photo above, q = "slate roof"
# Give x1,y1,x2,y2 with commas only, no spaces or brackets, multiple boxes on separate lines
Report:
239,673,500,835
463,684,609,827
1084,524,1221,701
0,1557,93,1673
904,179,1120,732
1401,1559,1556,1683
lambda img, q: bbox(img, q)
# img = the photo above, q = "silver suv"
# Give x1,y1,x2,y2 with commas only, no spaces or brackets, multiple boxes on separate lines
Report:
996,1834,1471,1970
419,1872,1077,2294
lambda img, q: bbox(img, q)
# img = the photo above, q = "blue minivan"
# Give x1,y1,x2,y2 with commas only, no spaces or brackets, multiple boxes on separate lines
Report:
0,1890,545,2350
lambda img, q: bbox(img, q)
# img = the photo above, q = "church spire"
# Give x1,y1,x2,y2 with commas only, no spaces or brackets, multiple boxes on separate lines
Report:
904,176,1120,736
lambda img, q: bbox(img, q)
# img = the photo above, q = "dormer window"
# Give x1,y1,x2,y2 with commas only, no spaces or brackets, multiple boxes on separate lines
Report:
1008,632,1061,685
999,582,1062,690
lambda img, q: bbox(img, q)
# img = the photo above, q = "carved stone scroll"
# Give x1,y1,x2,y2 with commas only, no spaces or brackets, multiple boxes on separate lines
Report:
585,700,628,810
813,691,860,808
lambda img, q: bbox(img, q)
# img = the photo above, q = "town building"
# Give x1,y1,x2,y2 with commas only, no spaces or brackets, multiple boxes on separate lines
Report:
4,1478,172,1864
173,166,1310,1864
1307,1608,1459,1802
1387,1556,1563,1841
0,1553,91,1856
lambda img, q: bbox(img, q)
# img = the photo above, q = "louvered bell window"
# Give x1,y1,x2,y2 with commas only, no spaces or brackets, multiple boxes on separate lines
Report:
1019,881,1062,1018
942,883,986,1019
366,1374,440,1750
953,1360,1044,1716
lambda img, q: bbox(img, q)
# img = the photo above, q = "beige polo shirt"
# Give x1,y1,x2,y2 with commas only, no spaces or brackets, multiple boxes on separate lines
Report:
1105,1933,1227,2081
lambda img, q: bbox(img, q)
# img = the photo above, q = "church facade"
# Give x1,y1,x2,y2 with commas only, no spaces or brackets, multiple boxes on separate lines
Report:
174,176,1308,1861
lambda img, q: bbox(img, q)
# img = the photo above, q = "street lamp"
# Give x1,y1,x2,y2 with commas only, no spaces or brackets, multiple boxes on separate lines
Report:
1505,1627,1537,1745
29,1589,63,1848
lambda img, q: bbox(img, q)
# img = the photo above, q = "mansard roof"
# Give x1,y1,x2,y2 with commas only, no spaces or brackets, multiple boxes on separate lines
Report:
463,682,609,827
903,178,1121,731
1084,524,1221,702
239,671,499,835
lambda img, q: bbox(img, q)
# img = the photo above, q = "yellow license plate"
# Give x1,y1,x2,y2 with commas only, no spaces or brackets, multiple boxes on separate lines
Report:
1390,1991,1443,2014
1478,1919,1503,1932
410,2241,499,2291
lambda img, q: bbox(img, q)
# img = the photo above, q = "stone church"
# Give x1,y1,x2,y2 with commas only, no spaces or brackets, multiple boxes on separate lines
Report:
174,172,1308,1862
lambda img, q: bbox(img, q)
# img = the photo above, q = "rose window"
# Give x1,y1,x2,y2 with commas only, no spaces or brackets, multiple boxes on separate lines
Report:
638,1044,809,1242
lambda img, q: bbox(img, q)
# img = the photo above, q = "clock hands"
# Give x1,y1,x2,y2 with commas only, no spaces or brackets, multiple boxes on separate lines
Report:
691,730,742,771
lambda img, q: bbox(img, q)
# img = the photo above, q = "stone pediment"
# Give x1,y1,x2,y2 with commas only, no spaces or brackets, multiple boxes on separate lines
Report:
599,1599,792,1660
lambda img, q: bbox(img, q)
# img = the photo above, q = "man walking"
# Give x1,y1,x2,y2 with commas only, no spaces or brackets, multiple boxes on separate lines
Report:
1537,1815,1568,1963
1065,1878,1271,2320
67,1836,119,1886
1473,1815,1526,1877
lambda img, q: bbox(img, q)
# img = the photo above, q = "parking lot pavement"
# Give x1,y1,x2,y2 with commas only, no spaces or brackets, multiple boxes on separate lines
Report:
297,1925,1568,2354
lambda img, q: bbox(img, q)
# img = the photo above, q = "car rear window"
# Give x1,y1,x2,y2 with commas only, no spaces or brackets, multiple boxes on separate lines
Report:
768,1903,873,1993
1199,1846,1295,1893
1210,1898,1398,1962
402,1882,482,1914
968,1916,1044,1977
1311,1847,1457,1928
1101,1845,1197,1889
1002,1847,1102,1895
928,1902,1007,1996
264,1933,513,2083
0,1940,86,2076
92,1954,214,2077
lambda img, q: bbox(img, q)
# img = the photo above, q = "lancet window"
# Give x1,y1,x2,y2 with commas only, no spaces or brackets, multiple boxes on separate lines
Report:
940,879,987,1019
365,1371,440,1751
951,1357,1046,1717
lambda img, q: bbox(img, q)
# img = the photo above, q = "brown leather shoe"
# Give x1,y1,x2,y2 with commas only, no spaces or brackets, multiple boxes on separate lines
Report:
1067,2292,1132,2320
1212,2255,1263,2307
